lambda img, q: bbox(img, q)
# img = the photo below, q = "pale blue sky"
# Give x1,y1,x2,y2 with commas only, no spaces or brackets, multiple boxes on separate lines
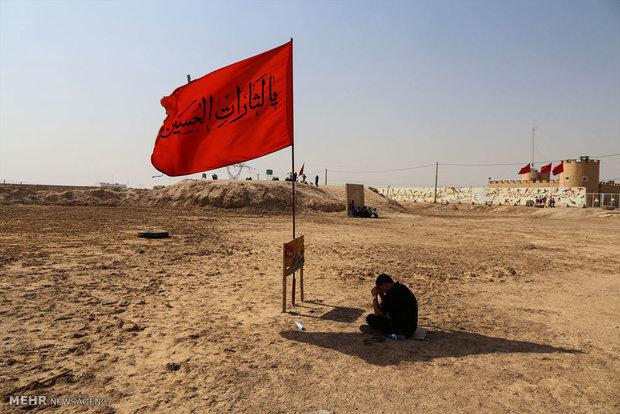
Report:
1,0,618,188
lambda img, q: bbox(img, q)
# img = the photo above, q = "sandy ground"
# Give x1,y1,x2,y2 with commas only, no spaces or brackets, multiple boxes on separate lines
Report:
1,189,619,413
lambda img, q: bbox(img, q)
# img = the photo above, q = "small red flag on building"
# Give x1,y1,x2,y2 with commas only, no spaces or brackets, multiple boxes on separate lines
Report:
552,162,564,175
540,163,552,173
151,41,293,176
299,163,304,176
518,164,531,174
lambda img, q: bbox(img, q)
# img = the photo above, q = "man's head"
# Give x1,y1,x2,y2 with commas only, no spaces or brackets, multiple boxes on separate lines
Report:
375,273,394,294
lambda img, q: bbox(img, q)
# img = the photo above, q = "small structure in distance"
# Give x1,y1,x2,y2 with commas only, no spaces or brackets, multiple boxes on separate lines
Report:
99,182,127,189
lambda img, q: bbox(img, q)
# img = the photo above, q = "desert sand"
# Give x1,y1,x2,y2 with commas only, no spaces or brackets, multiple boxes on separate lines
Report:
1,180,619,413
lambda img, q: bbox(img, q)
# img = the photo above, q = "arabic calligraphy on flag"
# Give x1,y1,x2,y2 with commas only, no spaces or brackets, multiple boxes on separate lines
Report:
151,41,293,176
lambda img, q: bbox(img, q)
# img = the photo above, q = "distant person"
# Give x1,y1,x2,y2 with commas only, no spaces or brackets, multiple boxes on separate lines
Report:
212,174,218,180
315,175,319,187
363,274,418,337
302,173,307,184
372,208,378,218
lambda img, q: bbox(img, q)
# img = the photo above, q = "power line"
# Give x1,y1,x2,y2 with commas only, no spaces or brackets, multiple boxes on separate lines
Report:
442,161,532,167
328,152,620,172
329,163,436,174
592,153,620,158
445,153,620,167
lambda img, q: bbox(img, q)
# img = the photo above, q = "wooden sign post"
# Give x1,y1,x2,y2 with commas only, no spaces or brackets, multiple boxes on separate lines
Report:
283,235,305,313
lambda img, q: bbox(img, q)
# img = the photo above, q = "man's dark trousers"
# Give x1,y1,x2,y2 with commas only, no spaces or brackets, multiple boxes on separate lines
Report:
366,314,411,336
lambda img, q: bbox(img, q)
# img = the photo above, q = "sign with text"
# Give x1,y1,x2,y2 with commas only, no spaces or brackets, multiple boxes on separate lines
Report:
283,235,304,276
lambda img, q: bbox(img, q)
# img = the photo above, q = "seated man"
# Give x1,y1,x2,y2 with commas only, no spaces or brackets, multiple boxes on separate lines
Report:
365,273,418,337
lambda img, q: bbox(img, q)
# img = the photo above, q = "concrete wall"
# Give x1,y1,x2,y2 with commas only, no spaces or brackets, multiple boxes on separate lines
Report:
522,170,541,182
378,186,587,207
489,179,559,188
598,182,620,194
345,184,365,216
559,158,600,194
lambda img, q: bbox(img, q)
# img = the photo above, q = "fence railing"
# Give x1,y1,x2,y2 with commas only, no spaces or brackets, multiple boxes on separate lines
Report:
586,193,619,208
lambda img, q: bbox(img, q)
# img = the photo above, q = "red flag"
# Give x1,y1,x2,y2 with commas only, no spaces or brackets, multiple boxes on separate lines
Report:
540,163,552,173
151,41,293,176
518,164,531,174
552,162,564,175
299,163,304,176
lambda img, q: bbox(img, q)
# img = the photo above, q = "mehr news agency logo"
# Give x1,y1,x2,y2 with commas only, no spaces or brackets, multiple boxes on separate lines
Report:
8,395,112,407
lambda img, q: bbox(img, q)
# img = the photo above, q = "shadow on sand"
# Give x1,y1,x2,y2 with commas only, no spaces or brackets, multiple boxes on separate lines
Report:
289,302,365,324
318,307,365,323
280,329,581,366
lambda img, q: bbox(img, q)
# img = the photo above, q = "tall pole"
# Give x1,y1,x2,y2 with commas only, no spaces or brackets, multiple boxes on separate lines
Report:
324,168,327,186
290,37,296,308
290,38,295,240
531,122,535,169
292,144,295,239
434,161,438,203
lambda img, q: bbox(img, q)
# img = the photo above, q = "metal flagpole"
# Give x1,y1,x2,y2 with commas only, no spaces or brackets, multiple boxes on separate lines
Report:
290,38,296,307
290,37,295,240
292,144,295,238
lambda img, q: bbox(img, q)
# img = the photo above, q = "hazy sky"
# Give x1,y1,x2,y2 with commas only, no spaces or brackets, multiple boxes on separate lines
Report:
1,0,619,188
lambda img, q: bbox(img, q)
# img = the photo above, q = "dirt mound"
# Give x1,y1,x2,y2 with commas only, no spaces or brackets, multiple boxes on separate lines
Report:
136,180,405,213
0,185,131,207
0,181,405,213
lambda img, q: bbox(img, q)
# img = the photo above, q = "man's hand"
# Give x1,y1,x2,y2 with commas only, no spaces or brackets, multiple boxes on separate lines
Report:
371,286,384,317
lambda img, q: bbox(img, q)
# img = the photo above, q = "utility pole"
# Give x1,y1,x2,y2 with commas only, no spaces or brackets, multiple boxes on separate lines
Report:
531,121,536,169
324,168,327,186
433,162,438,203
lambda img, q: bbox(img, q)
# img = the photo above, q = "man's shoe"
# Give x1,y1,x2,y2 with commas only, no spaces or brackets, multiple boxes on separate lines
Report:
359,324,382,336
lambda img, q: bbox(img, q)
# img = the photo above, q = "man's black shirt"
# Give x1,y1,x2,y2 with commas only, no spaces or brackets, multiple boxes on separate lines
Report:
378,282,418,335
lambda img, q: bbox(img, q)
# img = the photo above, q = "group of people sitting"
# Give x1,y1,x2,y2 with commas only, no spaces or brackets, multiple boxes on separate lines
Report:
351,205,378,218
535,195,556,207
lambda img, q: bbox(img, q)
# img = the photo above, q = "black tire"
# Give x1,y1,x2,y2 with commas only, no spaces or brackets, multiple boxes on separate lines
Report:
137,229,170,239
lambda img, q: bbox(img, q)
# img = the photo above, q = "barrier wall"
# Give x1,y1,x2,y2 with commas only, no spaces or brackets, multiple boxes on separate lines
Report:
378,187,586,207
